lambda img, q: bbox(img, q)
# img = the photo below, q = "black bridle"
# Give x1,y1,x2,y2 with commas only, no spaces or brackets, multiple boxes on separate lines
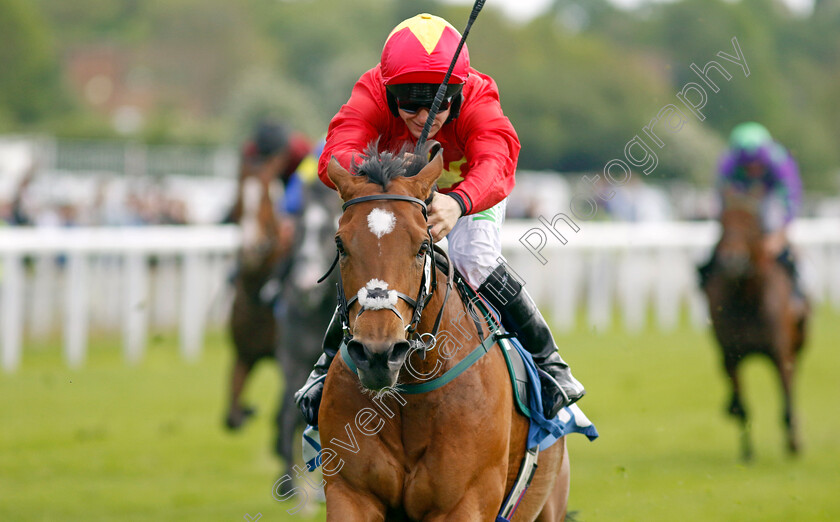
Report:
317,194,453,349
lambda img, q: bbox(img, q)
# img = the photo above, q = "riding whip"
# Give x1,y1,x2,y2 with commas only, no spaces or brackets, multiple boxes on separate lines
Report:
415,0,487,154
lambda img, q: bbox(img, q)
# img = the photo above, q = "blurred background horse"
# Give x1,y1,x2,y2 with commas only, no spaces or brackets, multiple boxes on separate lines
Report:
701,196,809,460
272,175,340,487
225,155,292,430
223,136,340,487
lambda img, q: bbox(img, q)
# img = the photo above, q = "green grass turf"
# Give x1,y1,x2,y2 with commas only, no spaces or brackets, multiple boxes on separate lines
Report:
563,305,840,521
1,307,838,521
0,330,322,521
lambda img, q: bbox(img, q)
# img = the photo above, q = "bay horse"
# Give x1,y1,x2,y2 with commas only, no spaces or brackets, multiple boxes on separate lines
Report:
225,155,293,430
319,144,570,520
273,176,341,489
701,194,809,460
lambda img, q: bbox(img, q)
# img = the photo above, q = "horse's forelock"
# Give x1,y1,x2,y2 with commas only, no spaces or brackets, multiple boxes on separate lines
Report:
353,140,431,190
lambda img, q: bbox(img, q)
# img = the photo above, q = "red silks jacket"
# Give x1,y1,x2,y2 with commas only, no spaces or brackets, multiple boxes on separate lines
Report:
317,65,520,215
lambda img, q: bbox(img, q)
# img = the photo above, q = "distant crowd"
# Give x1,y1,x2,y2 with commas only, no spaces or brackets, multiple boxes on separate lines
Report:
0,173,190,228
1,167,832,230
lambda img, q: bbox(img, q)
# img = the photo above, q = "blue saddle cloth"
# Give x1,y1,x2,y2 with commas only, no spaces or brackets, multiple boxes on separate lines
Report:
501,335,599,450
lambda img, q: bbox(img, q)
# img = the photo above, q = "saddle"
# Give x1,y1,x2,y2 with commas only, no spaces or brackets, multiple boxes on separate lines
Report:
433,251,531,415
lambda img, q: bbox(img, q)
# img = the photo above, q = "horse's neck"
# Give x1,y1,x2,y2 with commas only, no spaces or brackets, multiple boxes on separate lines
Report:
722,219,765,256
744,232,769,271
236,263,273,299
716,225,772,294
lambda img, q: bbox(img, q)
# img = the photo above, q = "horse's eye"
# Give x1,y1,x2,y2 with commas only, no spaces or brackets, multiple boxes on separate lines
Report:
417,241,430,258
335,237,346,256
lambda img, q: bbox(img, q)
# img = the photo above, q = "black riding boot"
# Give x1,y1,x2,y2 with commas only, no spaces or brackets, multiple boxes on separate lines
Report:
294,307,343,427
478,265,586,418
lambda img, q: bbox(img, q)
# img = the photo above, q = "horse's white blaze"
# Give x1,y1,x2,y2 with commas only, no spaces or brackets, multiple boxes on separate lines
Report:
242,177,262,218
241,177,263,249
357,279,398,310
367,208,396,238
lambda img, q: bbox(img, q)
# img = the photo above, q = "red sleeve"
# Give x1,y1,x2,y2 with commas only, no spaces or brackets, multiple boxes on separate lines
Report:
445,72,520,214
318,67,392,189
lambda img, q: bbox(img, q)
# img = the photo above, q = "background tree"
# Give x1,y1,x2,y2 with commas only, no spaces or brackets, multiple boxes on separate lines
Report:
11,0,840,191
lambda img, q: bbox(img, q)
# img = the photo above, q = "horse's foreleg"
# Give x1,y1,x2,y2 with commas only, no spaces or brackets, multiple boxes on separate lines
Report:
776,355,800,455
421,498,496,522
324,480,387,522
226,358,255,430
422,475,506,522
534,442,570,522
724,355,752,461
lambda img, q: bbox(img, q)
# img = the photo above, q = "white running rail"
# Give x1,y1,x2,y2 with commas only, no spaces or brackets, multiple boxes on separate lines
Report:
1,220,838,372
0,226,240,372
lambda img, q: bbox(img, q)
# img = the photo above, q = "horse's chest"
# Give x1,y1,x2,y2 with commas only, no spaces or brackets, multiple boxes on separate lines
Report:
358,394,511,513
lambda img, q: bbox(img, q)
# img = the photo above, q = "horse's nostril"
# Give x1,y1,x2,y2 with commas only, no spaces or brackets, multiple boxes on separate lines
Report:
389,340,411,365
347,340,367,365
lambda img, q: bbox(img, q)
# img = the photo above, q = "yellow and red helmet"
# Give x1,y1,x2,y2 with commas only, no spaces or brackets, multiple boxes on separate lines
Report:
381,13,470,86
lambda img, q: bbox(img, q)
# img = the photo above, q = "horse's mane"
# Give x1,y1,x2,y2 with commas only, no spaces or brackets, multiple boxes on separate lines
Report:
352,139,432,190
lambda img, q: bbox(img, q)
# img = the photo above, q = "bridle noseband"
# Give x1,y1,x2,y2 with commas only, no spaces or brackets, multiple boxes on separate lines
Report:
317,193,453,349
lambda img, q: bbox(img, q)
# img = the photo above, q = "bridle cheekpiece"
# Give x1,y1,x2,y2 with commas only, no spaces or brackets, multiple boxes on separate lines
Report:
317,193,450,349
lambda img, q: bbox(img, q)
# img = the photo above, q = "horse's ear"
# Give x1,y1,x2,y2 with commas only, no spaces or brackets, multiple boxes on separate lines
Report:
327,156,366,201
406,148,444,200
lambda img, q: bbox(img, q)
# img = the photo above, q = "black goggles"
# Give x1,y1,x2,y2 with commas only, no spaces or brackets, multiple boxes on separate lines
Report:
386,83,463,115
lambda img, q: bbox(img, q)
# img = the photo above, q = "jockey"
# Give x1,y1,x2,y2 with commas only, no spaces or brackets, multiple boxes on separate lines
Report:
222,120,313,224
295,13,585,427
223,121,317,304
699,122,804,292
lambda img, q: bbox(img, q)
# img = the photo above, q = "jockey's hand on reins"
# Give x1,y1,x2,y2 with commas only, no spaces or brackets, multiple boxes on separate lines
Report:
427,192,462,242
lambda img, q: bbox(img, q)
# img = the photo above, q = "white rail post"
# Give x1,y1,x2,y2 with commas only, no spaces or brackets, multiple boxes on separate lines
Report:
654,247,681,332
87,256,104,330
103,256,123,333
586,249,613,332
2,252,25,372
123,253,149,364
618,249,649,333
179,252,206,362
152,256,179,330
64,252,90,367
551,252,583,333
29,255,56,340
